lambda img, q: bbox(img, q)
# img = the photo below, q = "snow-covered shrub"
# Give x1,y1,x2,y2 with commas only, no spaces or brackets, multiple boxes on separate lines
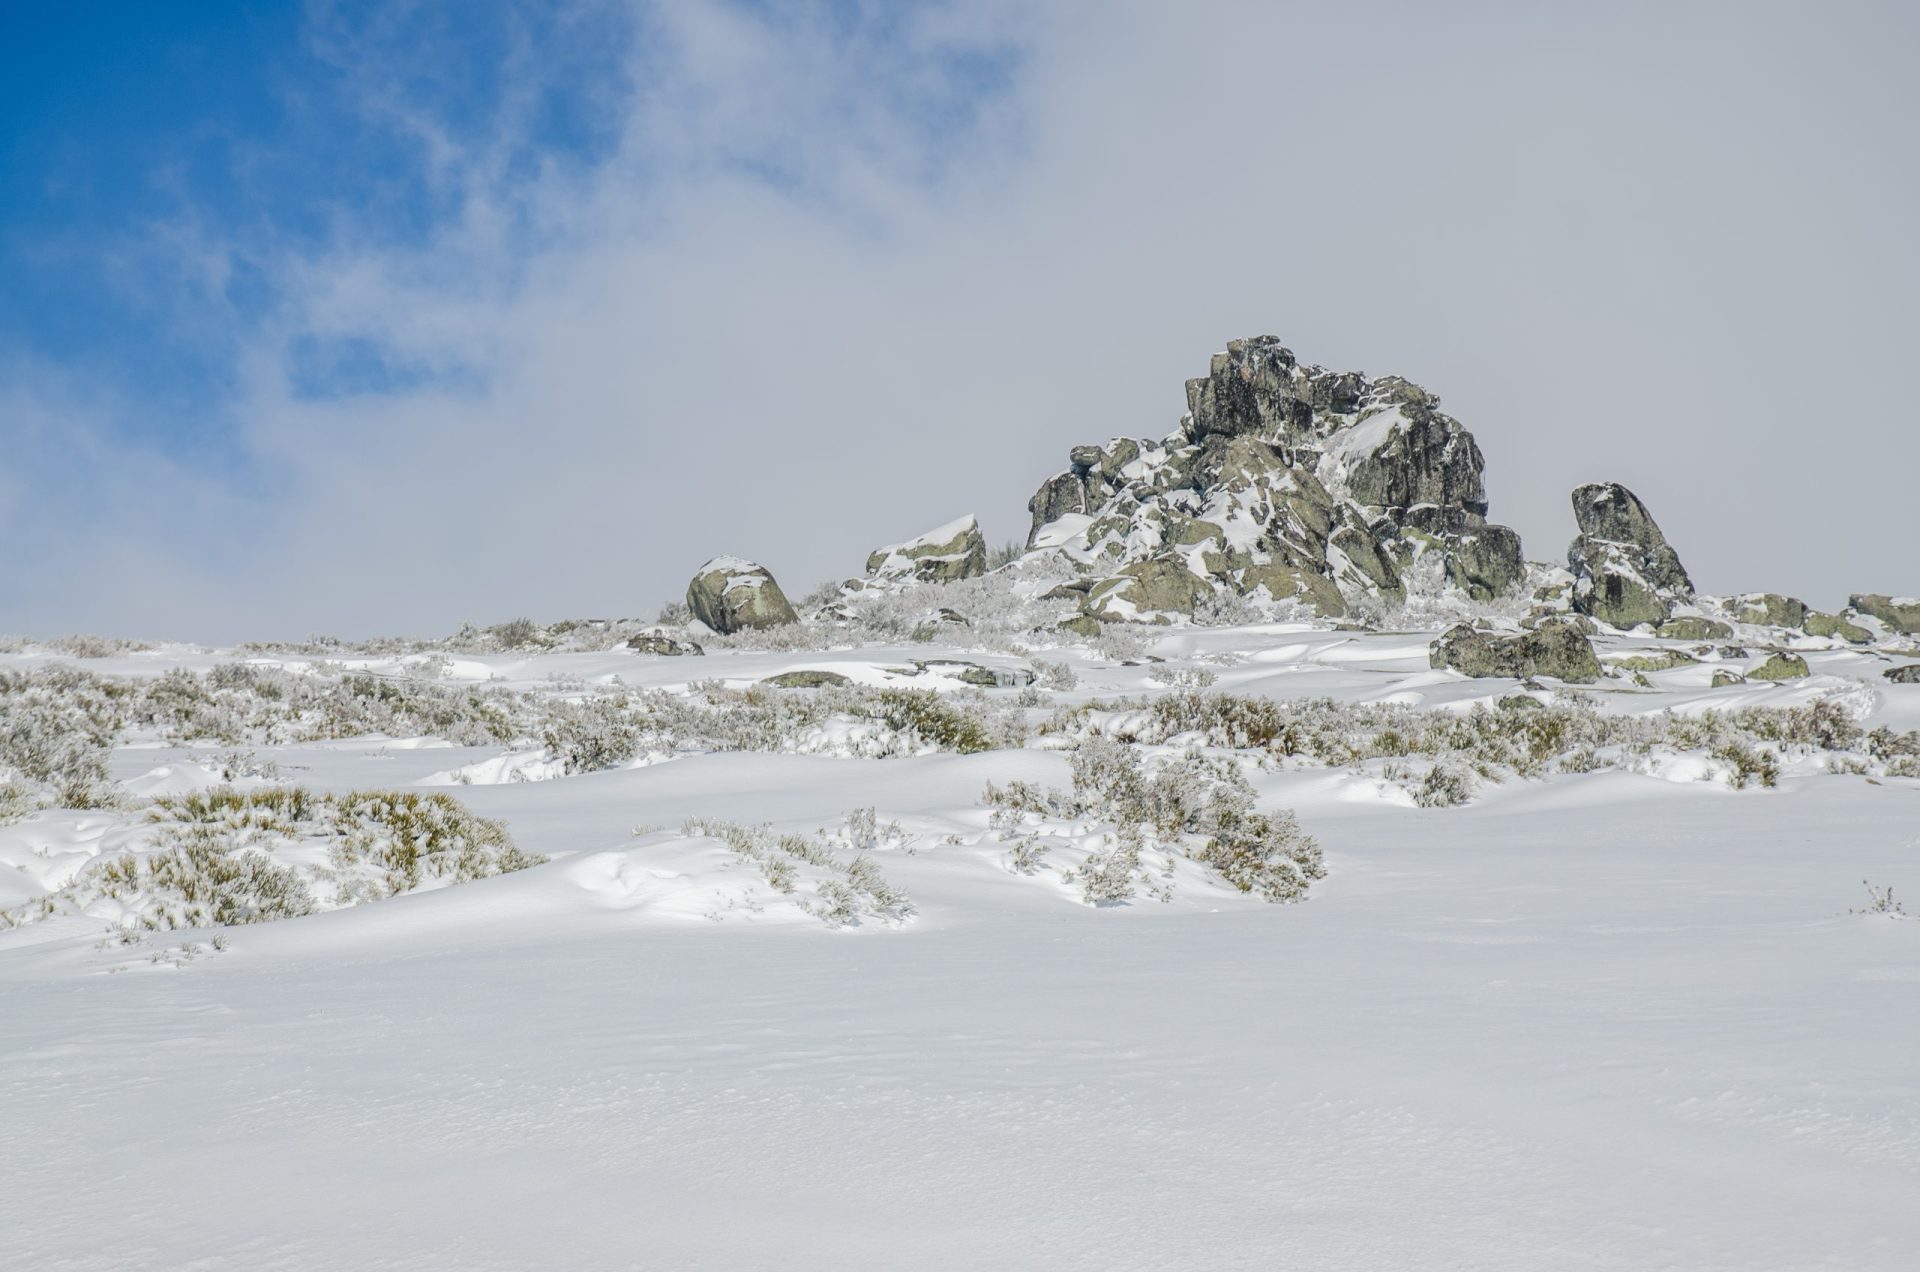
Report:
1414,761,1476,808
1149,665,1217,689
679,814,913,926
7,788,544,932
984,738,1324,904
1711,741,1779,790
0,667,127,808
1047,690,1917,801
1852,881,1906,917
539,695,646,774
1032,659,1079,691
43,634,149,659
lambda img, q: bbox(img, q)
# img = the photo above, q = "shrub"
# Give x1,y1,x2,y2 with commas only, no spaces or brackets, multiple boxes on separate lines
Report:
985,740,1324,904
679,813,913,926
11,787,543,932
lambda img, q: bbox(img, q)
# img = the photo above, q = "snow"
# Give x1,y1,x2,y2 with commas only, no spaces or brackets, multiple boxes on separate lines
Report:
2,623,1918,1269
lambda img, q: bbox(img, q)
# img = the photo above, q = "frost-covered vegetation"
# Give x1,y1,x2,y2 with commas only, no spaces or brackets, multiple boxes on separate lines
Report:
0,663,1037,808
677,812,914,927
985,737,1325,905
4,787,544,932
1044,689,1920,799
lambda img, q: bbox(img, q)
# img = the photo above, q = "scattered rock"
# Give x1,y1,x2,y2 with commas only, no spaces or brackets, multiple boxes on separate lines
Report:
913,659,1031,688
1885,664,1920,684
1805,612,1871,644
1041,581,1092,601
1429,619,1602,683
866,515,989,584
1657,616,1733,640
1056,615,1104,639
1566,483,1693,627
761,670,851,689
686,557,799,634
1748,652,1810,682
1711,669,1746,688
626,631,704,657
1850,594,1920,635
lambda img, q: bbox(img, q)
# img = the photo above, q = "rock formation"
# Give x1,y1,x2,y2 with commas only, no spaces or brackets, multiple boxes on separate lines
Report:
686,557,798,634
1023,337,1527,620
1565,483,1693,628
866,515,989,584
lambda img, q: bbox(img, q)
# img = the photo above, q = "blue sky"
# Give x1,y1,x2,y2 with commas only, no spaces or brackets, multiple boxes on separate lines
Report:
1,3,1915,640
1,2,1022,462
1,2,641,448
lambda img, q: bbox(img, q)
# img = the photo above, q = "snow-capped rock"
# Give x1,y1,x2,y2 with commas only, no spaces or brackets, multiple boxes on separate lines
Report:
686,557,798,634
866,514,988,584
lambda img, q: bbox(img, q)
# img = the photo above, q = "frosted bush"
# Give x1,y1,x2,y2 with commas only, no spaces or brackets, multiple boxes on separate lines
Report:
679,814,913,927
6,787,544,933
1046,690,1914,801
985,738,1324,904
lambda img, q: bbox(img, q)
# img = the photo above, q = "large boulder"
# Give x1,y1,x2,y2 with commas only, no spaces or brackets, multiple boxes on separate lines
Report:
1429,619,1602,683
1733,593,1807,629
1443,525,1526,602
1658,615,1734,640
1748,652,1810,682
1885,664,1920,684
1805,611,1872,644
1566,483,1693,627
867,514,988,583
686,557,799,634
1850,594,1920,635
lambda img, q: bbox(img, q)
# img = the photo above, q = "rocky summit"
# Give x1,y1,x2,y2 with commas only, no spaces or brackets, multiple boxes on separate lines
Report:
1023,336,1527,622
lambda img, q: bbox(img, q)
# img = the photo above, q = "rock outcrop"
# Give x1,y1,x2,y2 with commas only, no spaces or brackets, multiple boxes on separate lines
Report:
1748,652,1811,682
1885,664,1920,684
1023,337,1526,618
1850,594,1920,635
1566,483,1693,628
686,557,799,634
1805,612,1871,644
1429,620,1602,683
1733,593,1807,629
866,515,989,584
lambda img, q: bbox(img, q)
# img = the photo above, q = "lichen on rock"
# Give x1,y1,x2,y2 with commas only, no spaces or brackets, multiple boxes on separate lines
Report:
686,557,799,634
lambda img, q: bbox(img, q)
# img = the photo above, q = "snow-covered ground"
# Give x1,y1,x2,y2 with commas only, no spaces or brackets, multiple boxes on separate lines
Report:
3,621,1917,1269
